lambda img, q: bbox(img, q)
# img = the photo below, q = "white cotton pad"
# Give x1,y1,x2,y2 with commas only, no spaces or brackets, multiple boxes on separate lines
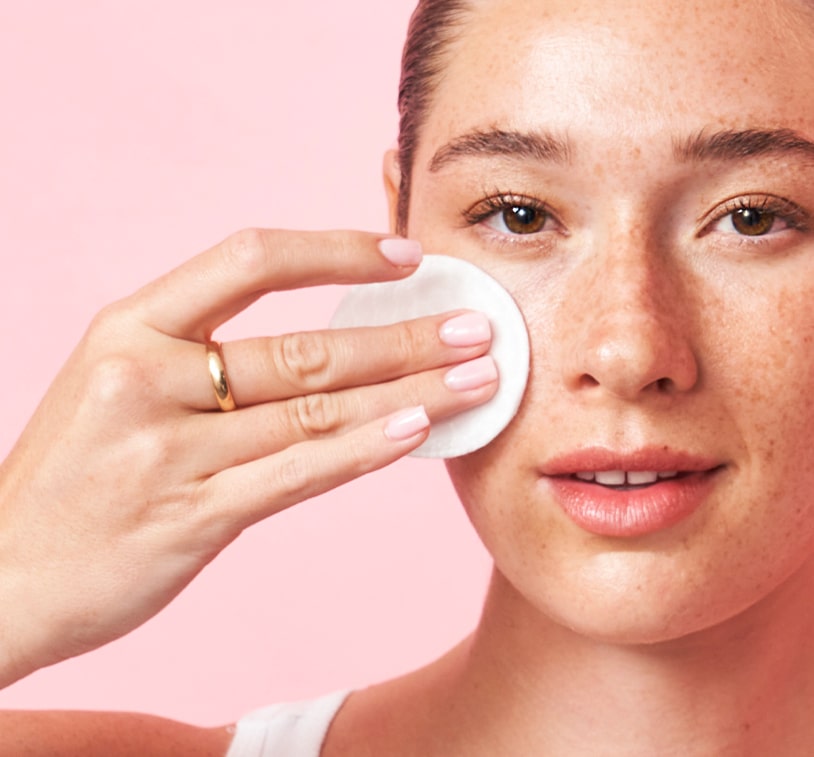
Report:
330,255,530,458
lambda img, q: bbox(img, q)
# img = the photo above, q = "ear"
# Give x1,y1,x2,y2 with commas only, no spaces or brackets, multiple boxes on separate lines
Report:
382,147,402,234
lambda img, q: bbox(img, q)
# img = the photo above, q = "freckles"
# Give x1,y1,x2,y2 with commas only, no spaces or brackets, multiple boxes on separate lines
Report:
448,423,560,568
590,159,608,181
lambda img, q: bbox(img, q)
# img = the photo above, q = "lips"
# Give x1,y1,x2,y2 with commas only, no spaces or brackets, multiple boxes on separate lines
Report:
539,448,723,537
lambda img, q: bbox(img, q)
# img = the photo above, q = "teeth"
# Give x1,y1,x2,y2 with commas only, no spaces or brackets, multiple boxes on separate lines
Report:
626,471,659,486
574,471,678,486
594,470,626,486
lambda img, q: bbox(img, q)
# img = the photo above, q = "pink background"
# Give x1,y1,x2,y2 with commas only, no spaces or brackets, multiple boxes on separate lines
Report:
0,2,490,725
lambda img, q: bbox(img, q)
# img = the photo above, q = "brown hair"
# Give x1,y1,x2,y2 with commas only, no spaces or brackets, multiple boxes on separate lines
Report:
396,0,471,234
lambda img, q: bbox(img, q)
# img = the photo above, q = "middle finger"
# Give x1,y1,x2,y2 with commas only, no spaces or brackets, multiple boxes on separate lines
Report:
184,310,492,410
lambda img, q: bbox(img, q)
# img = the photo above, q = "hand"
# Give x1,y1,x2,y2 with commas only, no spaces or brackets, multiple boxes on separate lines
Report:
0,229,497,687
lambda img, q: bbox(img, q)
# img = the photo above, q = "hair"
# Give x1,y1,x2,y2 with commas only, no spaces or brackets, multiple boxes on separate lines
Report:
396,0,472,234
394,0,814,236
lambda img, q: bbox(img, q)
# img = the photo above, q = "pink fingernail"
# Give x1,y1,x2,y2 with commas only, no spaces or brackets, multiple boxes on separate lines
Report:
444,356,498,391
384,405,430,441
378,238,423,267
439,312,491,347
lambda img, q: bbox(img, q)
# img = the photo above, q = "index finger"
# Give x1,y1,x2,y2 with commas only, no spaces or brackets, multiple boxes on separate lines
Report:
129,229,422,340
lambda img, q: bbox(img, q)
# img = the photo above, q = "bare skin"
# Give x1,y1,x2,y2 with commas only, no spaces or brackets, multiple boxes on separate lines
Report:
327,0,814,755
0,230,497,751
0,713,233,756
6,0,814,755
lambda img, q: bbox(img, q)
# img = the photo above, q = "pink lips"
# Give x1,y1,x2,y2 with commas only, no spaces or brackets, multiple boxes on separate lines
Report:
539,447,723,538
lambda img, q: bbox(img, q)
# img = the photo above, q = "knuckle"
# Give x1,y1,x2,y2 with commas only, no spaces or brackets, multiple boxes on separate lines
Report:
393,321,427,362
79,303,156,416
221,227,271,274
274,452,313,501
288,392,342,436
319,229,354,260
127,426,176,471
85,300,130,346
341,434,374,477
277,332,333,388
322,230,383,284
84,353,148,410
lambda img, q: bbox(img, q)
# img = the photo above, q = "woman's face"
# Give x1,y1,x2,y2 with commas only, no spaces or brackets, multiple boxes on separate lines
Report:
398,0,814,643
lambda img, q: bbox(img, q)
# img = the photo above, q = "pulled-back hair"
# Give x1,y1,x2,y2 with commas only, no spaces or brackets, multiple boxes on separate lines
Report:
397,0,471,233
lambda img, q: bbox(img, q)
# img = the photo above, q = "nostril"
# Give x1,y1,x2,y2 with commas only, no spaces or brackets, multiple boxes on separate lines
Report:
578,374,601,390
656,377,673,392
561,299,699,399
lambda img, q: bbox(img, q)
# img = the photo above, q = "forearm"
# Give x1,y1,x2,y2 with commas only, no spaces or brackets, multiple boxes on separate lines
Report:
0,711,234,757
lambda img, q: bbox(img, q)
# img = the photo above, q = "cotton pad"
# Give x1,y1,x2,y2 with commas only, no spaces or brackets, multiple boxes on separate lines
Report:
331,255,530,458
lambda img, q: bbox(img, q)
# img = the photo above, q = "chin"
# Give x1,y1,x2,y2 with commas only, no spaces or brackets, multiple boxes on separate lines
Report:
550,602,728,648
499,544,814,652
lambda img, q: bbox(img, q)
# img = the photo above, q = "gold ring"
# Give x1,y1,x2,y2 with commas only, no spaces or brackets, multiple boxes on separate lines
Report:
206,341,237,412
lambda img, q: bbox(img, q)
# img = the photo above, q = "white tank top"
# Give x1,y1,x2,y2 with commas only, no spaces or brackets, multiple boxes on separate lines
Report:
226,691,350,757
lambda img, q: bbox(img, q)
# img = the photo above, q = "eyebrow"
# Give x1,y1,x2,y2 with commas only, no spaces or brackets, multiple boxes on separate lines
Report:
428,126,814,172
674,128,814,163
428,128,571,172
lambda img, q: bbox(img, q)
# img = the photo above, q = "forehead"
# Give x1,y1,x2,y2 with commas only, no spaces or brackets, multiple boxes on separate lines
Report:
420,0,814,160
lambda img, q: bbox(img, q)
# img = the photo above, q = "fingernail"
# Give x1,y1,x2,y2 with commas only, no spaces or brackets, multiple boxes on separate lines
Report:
384,405,430,441
444,356,498,391
439,312,491,347
378,238,423,267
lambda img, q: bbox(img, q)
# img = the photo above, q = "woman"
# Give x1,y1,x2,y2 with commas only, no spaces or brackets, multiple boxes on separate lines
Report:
3,0,814,753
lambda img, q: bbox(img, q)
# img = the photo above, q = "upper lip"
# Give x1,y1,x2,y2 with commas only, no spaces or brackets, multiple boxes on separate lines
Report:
539,446,723,477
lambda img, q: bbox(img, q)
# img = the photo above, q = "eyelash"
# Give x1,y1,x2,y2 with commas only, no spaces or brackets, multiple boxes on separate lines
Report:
461,191,810,240
703,194,810,237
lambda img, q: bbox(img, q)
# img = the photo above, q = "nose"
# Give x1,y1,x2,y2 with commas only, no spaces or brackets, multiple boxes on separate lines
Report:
559,233,699,402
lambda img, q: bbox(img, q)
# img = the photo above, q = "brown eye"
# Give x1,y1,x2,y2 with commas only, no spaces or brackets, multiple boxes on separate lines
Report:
501,205,548,234
731,207,775,236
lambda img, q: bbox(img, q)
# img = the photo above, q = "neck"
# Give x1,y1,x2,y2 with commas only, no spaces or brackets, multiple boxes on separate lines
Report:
447,562,814,756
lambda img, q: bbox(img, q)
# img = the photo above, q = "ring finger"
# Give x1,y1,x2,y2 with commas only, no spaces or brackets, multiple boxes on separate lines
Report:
183,354,500,476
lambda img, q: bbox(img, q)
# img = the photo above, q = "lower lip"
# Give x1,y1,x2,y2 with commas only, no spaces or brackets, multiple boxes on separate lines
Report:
544,472,718,538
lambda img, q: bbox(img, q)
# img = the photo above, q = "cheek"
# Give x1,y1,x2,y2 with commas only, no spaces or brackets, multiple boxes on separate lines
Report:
444,260,814,639
441,258,604,565
444,403,566,573
676,278,814,592
709,279,814,492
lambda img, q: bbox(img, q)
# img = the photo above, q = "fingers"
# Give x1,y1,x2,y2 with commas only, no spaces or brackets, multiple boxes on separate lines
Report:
196,407,433,530
183,353,499,476
180,310,492,411
86,226,499,530
130,229,423,340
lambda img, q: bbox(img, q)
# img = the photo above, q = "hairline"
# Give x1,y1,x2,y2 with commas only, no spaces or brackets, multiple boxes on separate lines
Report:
396,0,474,235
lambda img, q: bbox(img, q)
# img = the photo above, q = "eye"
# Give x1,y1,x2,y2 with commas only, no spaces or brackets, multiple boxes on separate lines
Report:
463,193,558,236
707,196,808,238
